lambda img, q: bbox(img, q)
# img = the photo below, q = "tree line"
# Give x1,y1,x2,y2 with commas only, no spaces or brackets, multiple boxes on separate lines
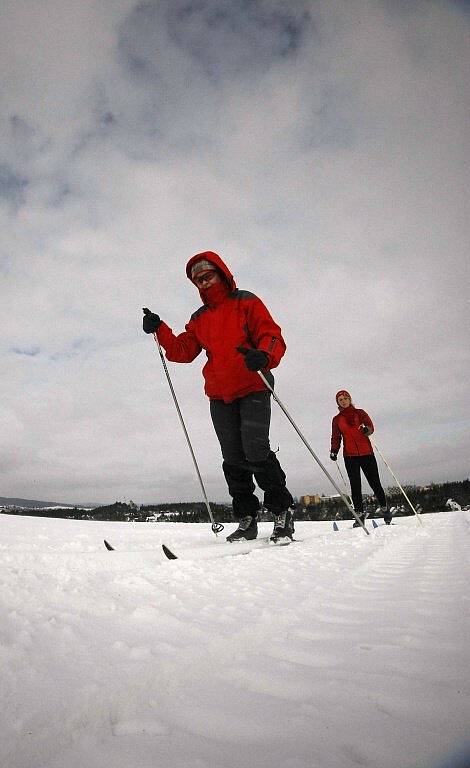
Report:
1,479,469,523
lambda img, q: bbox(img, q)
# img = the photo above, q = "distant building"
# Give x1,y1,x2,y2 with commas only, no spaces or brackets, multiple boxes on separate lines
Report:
300,494,323,507
146,511,182,522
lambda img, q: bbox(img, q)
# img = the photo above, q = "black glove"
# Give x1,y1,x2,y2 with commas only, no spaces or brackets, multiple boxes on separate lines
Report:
330,451,338,461
237,346,269,371
360,424,371,435
142,308,161,334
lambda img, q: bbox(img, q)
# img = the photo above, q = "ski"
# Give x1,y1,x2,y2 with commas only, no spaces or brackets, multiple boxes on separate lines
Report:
332,521,371,532
161,537,301,560
103,539,177,557
332,520,394,531
162,543,177,560
103,538,300,560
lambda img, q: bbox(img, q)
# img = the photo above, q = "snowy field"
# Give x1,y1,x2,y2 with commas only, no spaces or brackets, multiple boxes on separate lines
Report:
1,510,469,768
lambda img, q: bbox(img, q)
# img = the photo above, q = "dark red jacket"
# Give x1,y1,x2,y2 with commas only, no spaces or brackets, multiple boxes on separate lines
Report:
156,252,286,403
331,406,374,457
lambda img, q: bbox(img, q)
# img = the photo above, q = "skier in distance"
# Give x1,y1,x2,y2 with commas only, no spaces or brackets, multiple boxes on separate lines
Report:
143,251,294,542
329,389,391,526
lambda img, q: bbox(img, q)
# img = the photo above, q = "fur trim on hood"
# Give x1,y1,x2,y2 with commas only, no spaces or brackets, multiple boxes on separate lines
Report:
186,251,236,292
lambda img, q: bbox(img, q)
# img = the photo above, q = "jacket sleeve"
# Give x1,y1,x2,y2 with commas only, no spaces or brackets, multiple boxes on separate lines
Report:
331,416,342,453
358,409,374,436
156,320,202,363
244,296,286,369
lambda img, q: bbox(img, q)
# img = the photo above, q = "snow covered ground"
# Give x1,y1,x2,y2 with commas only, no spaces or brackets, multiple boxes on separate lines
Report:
1,510,469,768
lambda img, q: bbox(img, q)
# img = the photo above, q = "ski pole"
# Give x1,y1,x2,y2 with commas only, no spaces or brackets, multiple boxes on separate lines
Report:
143,309,224,535
335,462,353,507
256,371,369,535
370,438,423,526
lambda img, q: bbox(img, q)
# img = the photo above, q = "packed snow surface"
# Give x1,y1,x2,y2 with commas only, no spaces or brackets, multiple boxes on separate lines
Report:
1,511,469,768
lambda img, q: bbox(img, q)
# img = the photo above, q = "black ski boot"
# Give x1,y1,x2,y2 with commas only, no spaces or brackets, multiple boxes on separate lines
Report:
381,506,392,525
270,509,294,542
352,510,368,528
226,515,258,542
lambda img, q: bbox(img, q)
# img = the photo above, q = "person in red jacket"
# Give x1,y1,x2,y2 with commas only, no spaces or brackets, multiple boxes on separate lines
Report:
330,390,391,525
143,251,294,542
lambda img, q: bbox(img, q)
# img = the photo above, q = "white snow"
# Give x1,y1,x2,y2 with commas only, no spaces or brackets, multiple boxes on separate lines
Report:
1,511,469,768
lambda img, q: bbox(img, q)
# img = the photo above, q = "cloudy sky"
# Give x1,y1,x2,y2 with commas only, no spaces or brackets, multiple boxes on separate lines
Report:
1,0,469,507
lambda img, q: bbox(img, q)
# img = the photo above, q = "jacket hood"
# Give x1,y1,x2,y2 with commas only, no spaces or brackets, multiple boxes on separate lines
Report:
336,389,352,407
186,251,236,292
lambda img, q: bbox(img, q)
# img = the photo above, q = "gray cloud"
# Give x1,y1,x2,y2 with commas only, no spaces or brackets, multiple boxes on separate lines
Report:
0,164,29,212
10,346,41,357
163,0,310,75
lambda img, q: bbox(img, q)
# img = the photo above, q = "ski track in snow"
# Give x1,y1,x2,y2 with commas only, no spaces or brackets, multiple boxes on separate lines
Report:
1,511,469,768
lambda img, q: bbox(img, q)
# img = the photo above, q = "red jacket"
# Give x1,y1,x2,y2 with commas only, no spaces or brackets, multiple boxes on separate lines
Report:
156,252,286,403
331,406,374,457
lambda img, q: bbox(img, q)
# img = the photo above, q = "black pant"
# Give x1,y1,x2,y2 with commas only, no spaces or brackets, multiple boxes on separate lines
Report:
210,391,293,519
344,454,386,514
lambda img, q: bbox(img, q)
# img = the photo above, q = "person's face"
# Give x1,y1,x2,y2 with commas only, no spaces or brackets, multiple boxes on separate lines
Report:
337,394,351,408
194,269,221,288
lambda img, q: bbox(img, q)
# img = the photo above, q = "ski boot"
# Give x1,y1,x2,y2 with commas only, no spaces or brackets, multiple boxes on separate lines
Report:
381,506,392,525
226,515,258,542
352,510,368,528
270,508,294,543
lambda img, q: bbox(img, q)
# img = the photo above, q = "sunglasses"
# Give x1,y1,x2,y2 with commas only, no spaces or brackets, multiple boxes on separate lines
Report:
194,270,217,286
